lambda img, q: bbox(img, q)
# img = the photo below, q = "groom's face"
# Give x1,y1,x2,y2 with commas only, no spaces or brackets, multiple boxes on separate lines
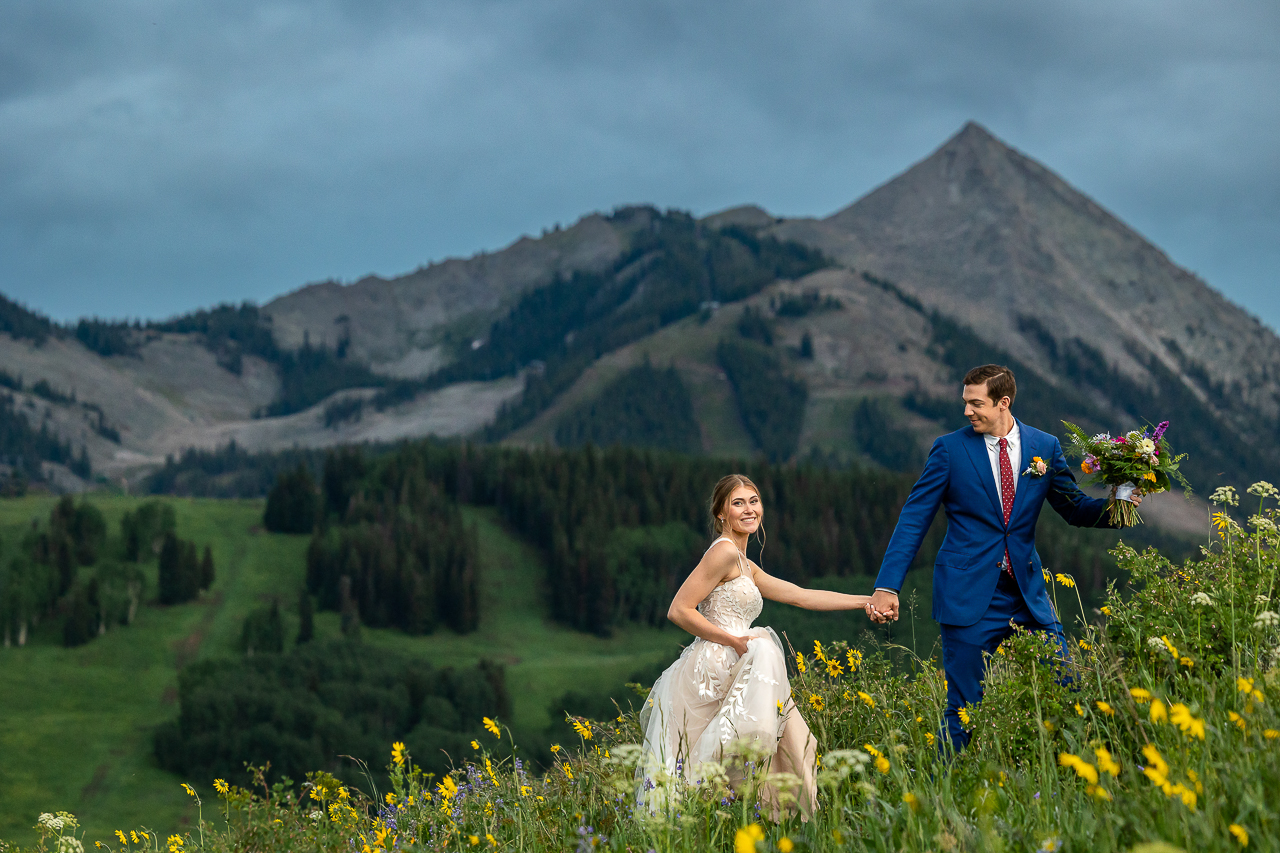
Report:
963,382,1011,434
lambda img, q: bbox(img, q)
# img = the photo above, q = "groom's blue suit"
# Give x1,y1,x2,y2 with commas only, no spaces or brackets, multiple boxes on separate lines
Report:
873,418,1113,749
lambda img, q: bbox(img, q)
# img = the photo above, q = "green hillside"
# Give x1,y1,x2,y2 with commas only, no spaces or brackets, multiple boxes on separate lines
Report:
0,496,681,845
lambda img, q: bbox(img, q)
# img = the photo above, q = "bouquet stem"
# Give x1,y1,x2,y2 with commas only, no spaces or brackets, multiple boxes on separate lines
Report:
1108,484,1142,528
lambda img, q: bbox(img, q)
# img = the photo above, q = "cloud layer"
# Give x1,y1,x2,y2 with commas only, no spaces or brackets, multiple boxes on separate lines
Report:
1,0,1277,328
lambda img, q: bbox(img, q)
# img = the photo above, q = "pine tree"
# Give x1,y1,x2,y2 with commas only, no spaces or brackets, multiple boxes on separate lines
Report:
200,545,215,590
157,531,181,605
297,587,314,645
264,464,319,534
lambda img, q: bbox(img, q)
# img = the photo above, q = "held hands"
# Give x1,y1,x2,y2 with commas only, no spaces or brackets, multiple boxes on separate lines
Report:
866,589,899,624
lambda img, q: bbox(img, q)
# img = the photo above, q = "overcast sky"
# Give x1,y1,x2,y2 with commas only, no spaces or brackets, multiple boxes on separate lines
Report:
1,0,1277,330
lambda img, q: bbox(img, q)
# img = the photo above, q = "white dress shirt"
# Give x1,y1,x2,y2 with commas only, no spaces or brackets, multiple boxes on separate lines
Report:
984,421,1021,507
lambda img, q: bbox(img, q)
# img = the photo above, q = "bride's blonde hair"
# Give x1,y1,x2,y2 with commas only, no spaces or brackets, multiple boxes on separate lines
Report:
709,474,767,562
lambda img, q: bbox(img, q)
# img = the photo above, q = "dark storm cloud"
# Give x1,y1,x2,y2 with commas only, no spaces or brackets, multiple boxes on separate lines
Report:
0,0,1277,327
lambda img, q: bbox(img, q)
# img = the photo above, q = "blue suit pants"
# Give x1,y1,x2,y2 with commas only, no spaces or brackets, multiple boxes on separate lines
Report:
939,571,1069,752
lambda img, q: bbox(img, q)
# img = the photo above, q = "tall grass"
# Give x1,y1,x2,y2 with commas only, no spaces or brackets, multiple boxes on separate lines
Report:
11,485,1280,852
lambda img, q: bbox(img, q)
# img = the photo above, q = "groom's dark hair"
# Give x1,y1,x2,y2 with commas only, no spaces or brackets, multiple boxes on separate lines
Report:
963,364,1017,405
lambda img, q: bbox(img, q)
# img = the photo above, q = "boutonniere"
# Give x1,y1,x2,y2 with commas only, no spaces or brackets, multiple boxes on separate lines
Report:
1022,456,1048,477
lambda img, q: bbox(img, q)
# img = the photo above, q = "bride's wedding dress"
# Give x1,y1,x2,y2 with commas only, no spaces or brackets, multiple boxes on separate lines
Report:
637,537,817,815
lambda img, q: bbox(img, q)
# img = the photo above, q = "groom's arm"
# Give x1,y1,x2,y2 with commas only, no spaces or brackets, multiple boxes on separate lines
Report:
874,438,950,593
1044,438,1113,528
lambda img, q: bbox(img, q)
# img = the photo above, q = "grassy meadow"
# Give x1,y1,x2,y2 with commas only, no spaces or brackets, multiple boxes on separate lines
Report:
0,496,682,846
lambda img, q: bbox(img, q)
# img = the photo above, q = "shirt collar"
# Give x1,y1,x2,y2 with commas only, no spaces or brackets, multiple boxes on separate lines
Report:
984,421,1019,448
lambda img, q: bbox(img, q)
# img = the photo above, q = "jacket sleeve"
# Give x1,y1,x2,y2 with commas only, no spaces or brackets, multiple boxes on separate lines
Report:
1045,437,1113,528
874,437,950,591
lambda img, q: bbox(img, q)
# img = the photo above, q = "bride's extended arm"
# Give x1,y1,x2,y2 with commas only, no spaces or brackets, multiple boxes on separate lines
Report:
754,569,872,612
667,543,752,655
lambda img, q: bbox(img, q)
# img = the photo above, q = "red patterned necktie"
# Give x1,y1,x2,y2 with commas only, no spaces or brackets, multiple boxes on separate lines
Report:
999,437,1015,579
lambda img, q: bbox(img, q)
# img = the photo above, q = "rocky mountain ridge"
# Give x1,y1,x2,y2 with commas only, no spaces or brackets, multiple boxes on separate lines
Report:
0,123,1274,526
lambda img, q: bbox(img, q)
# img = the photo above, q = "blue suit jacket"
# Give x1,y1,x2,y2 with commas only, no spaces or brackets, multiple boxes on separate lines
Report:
873,420,1112,627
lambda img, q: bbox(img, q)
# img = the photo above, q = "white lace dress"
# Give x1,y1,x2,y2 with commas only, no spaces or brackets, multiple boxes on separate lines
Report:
637,538,817,814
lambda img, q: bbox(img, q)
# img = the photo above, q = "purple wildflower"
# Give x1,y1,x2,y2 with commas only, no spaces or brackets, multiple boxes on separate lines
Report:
1152,421,1170,442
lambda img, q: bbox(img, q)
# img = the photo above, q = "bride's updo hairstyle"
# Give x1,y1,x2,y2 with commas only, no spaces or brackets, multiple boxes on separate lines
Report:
708,474,767,563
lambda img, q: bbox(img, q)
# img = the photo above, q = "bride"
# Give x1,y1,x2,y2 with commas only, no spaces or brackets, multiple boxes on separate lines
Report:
637,474,874,817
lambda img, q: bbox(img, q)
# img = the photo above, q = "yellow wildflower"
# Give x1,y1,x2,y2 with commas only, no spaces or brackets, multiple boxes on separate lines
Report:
1074,703,1084,716
809,694,825,711
864,743,882,757
735,824,765,853
1161,635,1179,659
213,779,229,794
1086,784,1112,801
437,776,458,801
1129,687,1152,703
486,835,496,846
1095,700,1114,716
391,742,406,766
1101,605,1112,616
826,658,844,677
1055,573,1075,588
129,833,139,845
903,791,920,811
1230,824,1249,847
571,718,593,740
1078,639,1091,650
1169,703,1205,739
1094,746,1120,777
116,832,128,845
468,837,479,847
857,691,875,708
1150,699,1168,723
794,653,806,673
562,763,574,780
1237,676,1265,703
1264,729,1279,739
813,640,826,661
958,707,970,725
875,756,890,774
181,784,195,797
846,649,862,671
778,838,795,853
1044,720,1056,732
551,744,561,753
470,740,479,750
1057,752,1098,784
483,717,501,737
1180,656,1194,668
1142,744,1169,778
1043,568,1053,583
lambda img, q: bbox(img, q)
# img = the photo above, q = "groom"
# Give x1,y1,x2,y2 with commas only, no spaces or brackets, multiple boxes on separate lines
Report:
867,364,1139,751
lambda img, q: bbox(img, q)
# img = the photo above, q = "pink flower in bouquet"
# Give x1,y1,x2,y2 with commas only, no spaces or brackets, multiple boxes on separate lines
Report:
1081,455,1098,474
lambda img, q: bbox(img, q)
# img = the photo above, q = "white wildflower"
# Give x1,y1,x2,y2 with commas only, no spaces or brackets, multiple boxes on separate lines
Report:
1211,486,1240,507
1038,837,1063,853
1250,516,1277,533
1258,595,1272,604
1190,592,1213,606
1136,438,1156,455
817,749,871,787
1247,481,1280,499
1147,636,1167,651
1254,611,1279,629
56,838,83,853
309,811,323,822
38,814,65,832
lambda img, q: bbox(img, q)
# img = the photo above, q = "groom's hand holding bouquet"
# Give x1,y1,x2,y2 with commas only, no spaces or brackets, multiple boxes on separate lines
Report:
1062,419,1190,527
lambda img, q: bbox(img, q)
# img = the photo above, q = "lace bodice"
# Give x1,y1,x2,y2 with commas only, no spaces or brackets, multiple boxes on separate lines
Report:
697,540,763,633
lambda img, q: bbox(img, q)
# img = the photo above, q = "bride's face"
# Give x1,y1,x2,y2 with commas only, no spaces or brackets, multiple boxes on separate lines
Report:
720,486,762,535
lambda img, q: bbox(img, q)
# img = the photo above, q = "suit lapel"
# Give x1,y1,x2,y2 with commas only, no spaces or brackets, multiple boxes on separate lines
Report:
963,428,1003,519
1008,420,1036,523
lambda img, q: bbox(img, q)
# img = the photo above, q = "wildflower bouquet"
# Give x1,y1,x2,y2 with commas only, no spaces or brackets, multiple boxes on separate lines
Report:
1062,420,1189,528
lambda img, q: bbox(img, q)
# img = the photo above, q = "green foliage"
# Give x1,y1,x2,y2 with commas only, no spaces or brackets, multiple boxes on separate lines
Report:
0,392,87,484
0,292,56,345
305,468,480,635
775,289,843,318
554,362,702,454
239,600,284,656
152,639,510,788
736,305,774,345
260,340,384,418
717,337,808,462
157,531,208,606
74,319,140,357
121,500,177,561
145,443,327,498
263,465,319,534
851,397,924,472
